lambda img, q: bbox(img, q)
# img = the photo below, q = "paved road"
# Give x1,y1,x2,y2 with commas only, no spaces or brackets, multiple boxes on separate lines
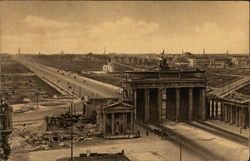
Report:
17,58,122,99
23,122,249,161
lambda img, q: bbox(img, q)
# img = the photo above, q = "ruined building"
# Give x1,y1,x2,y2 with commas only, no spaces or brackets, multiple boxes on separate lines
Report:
0,98,13,160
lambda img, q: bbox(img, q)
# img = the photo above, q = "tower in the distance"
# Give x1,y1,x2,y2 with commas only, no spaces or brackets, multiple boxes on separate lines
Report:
203,48,205,54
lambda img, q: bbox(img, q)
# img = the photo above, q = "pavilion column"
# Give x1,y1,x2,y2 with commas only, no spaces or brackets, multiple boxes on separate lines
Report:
188,88,193,121
236,106,239,126
206,98,210,119
133,89,137,120
130,113,134,134
224,103,228,123
158,88,163,123
111,113,115,135
239,107,242,127
201,88,206,120
211,99,214,119
103,113,106,135
215,100,218,120
242,109,247,129
230,105,233,124
232,106,236,124
228,104,231,123
144,88,150,123
227,104,230,123
220,102,224,121
122,113,126,135
176,88,180,122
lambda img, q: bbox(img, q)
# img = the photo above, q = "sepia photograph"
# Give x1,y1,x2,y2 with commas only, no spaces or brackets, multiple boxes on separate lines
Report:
0,1,249,161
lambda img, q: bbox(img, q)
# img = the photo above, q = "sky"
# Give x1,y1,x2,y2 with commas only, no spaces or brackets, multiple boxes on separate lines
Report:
0,1,249,54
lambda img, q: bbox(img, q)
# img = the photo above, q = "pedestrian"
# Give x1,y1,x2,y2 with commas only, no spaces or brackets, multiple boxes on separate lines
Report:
146,130,149,136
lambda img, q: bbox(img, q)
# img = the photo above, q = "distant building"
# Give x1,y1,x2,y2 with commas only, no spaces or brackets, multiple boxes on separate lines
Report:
102,61,114,73
231,56,249,67
187,57,210,68
209,58,231,68
174,57,191,68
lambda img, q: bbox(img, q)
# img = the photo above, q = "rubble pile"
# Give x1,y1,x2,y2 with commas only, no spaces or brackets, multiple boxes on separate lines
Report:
9,121,48,152
9,112,101,152
44,112,101,143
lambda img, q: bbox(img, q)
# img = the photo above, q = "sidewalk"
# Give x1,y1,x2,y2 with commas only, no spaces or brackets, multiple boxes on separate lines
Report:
203,120,248,139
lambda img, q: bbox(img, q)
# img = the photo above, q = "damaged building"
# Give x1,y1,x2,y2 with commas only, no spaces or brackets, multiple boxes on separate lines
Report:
0,98,13,160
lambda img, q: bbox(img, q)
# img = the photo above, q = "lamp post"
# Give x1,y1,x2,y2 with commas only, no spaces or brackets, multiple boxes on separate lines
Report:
70,95,74,161
248,51,250,161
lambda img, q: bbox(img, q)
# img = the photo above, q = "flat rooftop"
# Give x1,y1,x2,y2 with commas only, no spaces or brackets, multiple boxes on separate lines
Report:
56,153,130,161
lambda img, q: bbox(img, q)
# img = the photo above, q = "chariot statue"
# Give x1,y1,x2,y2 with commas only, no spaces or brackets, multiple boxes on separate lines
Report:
159,49,170,70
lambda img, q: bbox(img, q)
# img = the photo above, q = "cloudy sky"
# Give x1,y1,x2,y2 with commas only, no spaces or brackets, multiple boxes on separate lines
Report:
0,1,249,54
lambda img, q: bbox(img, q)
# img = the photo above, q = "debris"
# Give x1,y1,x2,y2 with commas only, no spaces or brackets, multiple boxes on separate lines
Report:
23,98,31,103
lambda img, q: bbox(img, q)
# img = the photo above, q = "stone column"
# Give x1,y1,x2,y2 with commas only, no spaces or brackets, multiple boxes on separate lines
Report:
232,106,236,124
158,88,163,123
227,104,230,123
133,89,137,120
103,113,106,135
161,88,167,121
176,88,180,122
201,88,206,120
130,113,134,134
230,105,233,124
242,109,247,129
188,88,193,121
215,100,218,120
144,88,150,123
239,108,242,126
206,99,210,120
211,99,214,119
224,103,228,123
236,106,239,126
122,113,126,135
220,102,224,121
111,113,115,135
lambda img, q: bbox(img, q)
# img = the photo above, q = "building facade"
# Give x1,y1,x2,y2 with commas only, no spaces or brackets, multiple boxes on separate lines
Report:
122,70,207,125
96,100,136,139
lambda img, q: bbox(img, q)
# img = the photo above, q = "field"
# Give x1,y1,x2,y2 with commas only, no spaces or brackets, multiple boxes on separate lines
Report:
0,57,61,104
20,54,247,88
26,54,108,73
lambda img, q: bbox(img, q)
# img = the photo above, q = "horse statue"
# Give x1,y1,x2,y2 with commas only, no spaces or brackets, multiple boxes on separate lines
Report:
159,49,170,70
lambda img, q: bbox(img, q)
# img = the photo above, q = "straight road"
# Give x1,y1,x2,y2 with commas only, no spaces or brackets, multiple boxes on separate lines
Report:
16,58,122,99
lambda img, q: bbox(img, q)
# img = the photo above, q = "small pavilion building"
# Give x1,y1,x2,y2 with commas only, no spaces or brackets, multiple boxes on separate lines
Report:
96,100,137,139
